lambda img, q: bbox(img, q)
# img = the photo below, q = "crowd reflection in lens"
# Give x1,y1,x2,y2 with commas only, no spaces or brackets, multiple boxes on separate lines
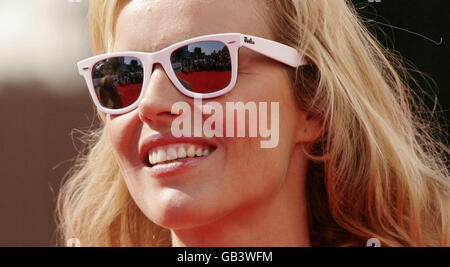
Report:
171,41,232,93
92,57,144,109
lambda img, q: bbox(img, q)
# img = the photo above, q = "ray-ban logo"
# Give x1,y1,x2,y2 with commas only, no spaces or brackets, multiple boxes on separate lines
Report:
244,37,255,45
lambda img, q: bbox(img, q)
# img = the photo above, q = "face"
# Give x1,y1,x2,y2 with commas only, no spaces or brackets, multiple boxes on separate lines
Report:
107,0,312,229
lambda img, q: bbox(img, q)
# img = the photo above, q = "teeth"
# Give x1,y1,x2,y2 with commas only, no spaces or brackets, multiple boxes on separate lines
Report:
148,143,214,166
157,149,166,163
187,145,196,158
149,153,154,165
167,148,177,161
177,147,187,159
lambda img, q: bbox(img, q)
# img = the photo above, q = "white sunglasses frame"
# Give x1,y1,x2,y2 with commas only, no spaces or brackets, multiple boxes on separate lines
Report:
77,33,308,115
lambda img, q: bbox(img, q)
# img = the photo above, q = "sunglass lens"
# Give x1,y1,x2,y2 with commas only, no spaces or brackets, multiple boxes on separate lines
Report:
170,41,232,94
92,57,144,109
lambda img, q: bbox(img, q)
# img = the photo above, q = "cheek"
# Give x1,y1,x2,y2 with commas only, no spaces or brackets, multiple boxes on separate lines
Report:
216,71,298,201
216,133,292,215
106,112,143,167
106,112,150,209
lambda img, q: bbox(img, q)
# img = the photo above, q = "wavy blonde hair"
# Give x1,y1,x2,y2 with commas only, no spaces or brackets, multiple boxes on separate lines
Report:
57,0,450,246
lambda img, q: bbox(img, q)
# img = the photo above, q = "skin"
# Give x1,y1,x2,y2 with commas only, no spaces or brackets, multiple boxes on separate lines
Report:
107,0,322,246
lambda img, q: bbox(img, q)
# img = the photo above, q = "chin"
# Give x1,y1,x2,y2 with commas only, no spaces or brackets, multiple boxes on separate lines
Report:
142,191,222,230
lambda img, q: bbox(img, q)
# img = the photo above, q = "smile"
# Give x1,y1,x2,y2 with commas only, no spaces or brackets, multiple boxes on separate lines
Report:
139,133,219,176
147,143,216,167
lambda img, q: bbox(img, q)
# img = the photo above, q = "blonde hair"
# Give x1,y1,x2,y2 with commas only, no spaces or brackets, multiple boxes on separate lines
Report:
57,0,450,246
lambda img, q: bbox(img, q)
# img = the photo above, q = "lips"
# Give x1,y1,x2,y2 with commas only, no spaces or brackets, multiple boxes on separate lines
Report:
139,132,217,168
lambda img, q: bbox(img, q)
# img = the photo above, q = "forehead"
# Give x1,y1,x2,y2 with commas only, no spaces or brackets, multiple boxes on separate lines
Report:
113,0,272,52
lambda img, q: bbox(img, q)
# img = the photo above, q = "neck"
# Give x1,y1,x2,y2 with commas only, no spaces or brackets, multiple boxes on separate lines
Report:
170,145,310,247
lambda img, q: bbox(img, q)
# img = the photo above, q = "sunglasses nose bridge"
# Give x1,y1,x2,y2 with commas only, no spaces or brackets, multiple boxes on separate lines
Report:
144,52,173,76
140,52,179,97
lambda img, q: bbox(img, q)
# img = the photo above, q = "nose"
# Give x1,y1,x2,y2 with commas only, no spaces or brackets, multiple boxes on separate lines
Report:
138,63,183,129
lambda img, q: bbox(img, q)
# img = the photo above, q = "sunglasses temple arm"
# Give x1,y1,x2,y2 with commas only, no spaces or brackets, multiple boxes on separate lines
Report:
240,34,308,68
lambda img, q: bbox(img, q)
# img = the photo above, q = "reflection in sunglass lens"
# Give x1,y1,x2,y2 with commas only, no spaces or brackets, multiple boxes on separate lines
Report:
170,41,232,94
92,57,143,109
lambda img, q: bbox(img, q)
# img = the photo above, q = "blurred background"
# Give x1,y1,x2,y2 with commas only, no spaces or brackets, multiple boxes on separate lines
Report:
0,0,448,246
0,0,92,246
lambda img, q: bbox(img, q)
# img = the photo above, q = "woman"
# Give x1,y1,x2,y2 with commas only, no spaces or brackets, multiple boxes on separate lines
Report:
57,0,450,246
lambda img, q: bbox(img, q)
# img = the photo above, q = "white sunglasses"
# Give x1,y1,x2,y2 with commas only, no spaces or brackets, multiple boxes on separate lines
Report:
77,33,308,115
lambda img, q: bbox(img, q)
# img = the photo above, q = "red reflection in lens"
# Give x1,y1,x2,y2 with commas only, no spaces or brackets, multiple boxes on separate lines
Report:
176,70,231,93
115,83,142,107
